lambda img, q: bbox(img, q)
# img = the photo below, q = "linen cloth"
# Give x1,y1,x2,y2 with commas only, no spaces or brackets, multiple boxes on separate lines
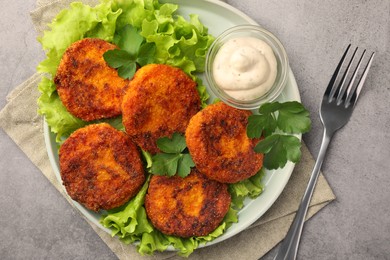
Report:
0,0,336,259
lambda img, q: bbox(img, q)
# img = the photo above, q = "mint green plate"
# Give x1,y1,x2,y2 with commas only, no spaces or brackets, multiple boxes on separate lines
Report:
44,0,301,250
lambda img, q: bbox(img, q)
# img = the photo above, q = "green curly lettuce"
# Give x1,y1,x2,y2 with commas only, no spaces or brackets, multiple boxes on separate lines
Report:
229,169,266,209
37,77,87,142
38,0,266,256
100,170,265,256
37,0,212,142
37,1,121,76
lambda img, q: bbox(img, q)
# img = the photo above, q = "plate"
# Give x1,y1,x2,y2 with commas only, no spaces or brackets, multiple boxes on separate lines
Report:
44,0,301,250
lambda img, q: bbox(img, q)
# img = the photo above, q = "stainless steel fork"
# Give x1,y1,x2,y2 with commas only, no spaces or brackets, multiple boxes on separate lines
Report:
274,45,375,260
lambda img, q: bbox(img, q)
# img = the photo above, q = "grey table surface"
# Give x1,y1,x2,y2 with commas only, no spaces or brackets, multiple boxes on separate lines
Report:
1,0,389,259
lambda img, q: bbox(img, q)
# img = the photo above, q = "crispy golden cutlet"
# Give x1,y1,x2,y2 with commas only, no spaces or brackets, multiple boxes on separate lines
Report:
59,123,145,212
185,102,263,183
54,38,129,121
121,64,201,154
145,169,231,238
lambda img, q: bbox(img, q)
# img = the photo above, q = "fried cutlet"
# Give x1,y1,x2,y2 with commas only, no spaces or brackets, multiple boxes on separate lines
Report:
185,102,263,183
145,169,231,238
121,64,201,154
59,123,145,211
54,38,129,121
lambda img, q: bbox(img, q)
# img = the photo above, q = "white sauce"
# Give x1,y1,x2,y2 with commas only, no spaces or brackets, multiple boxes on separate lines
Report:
212,37,277,101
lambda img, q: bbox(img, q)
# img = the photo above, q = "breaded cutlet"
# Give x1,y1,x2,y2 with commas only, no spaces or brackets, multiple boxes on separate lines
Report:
122,64,201,154
54,38,129,121
59,123,145,211
185,102,263,183
145,169,231,238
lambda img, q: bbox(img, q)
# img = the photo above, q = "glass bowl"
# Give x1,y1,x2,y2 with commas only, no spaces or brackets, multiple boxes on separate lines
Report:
205,25,289,110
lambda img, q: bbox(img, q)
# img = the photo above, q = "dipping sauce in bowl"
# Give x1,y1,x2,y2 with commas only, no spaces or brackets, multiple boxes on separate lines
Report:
213,37,277,101
206,25,289,110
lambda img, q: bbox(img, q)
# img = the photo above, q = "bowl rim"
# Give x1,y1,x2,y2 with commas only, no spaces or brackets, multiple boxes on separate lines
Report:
205,24,289,110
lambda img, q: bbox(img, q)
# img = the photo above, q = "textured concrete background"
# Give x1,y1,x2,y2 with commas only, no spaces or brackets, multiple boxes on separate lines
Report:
1,0,389,259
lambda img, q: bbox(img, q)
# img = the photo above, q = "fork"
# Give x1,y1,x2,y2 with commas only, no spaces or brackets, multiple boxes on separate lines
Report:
273,44,375,260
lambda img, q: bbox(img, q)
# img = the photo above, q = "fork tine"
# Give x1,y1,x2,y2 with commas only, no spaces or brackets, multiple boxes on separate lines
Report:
346,51,375,107
336,47,359,104
324,44,351,101
340,49,365,105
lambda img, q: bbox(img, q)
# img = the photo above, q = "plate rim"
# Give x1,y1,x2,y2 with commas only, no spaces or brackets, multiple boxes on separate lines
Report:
42,0,301,251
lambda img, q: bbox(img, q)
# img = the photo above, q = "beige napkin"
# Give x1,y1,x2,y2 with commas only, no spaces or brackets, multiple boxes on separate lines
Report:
0,0,336,259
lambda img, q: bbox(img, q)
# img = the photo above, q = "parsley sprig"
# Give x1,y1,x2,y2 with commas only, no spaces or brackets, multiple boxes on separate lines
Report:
150,133,195,178
103,25,156,79
247,101,311,170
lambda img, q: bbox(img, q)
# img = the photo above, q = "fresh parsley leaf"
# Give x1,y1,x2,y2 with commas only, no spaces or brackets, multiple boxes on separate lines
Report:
137,42,156,66
247,101,311,138
255,134,302,170
247,101,311,169
247,113,277,138
116,25,144,55
103,49,133,68
103,24,156,79
150,133,195,178
177,154,195,177
277,101,311,134
151,153,181,177
117,62,137,79
156,132,187,154
258,101,281,114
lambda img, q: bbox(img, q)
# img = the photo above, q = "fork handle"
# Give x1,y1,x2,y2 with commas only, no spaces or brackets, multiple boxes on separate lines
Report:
274,129,333,260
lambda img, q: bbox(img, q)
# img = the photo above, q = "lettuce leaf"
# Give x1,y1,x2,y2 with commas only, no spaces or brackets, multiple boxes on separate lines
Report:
100,169,265,256
37,1,122,76
100,176,153,241
37,77,87,142
38,0,212,141
37,1,123,141
140,14,214,76
38,0,262,256
229,169,266,209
